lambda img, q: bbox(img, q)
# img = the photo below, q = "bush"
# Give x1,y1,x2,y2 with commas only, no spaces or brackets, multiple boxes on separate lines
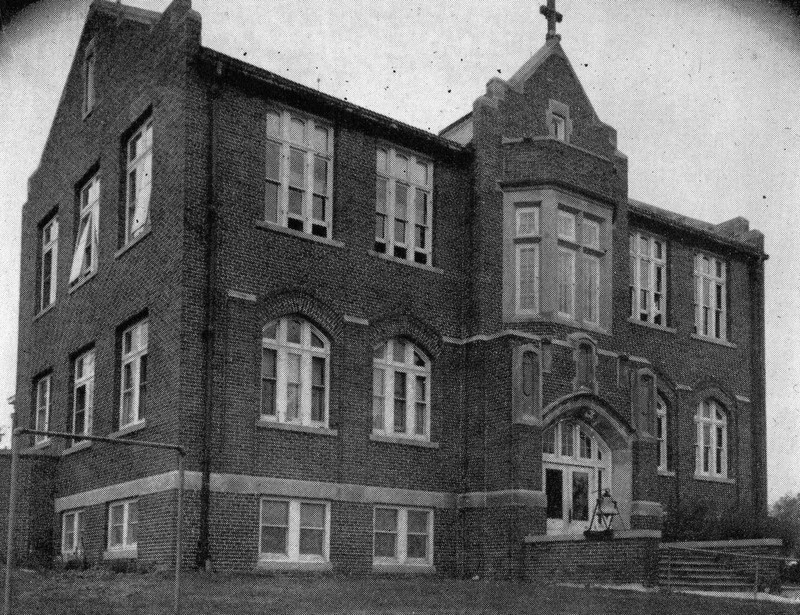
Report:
662,499,765,542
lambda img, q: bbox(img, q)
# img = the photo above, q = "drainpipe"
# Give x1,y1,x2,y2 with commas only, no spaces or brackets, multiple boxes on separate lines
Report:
196,64,221,569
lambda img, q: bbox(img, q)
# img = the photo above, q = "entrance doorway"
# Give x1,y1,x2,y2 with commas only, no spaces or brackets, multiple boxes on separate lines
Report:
543,420,610,535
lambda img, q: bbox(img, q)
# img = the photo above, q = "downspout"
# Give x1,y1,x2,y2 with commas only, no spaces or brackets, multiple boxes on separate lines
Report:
196,63,221,569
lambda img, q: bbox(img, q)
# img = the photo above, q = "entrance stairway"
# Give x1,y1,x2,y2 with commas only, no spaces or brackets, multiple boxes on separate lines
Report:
658,547,754,592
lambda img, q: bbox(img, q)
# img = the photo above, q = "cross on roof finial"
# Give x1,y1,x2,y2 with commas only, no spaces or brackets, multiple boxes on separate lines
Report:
540,0,563,41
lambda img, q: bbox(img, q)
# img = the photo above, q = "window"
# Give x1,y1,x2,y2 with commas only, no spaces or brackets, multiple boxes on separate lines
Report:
557,209,604,324
656,395,667,472
259,499,329,562
124,119,153,244
38,216,58,312
373,507,432,566
552,114,566,141
694,254,727,340
265,109,332,238
107,499,137,551
120,319,148,429
372,339,430,439
69,173,99,285
34,374,51,444
62,510,84,556
375,146,433,264
82,41,96,115
72,349,95,443
575,341,596,391
695,399,727,478
515,203,540,314
629,232,666,325
261,317,330,427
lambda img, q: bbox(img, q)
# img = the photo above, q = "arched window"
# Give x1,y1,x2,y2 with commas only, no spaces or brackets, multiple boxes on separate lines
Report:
373,339,430,440
695,399,727,478
656,395,667,472
261,317,330,427
574,339,596,392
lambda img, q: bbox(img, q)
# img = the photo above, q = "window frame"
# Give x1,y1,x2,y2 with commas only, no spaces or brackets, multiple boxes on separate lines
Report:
374,145,433,265
34,374,51,445
258,498,330,563
69,173,100,286
38,215,59,313
119,319,148,429
107,499,138,551
260,317,330,428
72,349,95,443
264,108,333,239
124,118,154,245
61,509,84,556
372,339,431,440
514,202,541,315
82,39,96,116
695,399,728,478
656,395,667,472
373,506,433,567
629,231,667,326
693,253,727,340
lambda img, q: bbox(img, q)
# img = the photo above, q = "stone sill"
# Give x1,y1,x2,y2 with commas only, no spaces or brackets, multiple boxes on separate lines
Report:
372,562,436,574
658,469,676,477
21,439,52,454
693,473,735,484
256,221,345,248
690,333,737,349
627,318,677,334
369,433,439,449
114,226,151,259
662,538,783,550
256,559,332,572
33,303,56,322
256,420,338,437
525,530,661,544
103,548,137,560
62,440,92,456
68,272,96,295
108,420,147,439
368,250,444,274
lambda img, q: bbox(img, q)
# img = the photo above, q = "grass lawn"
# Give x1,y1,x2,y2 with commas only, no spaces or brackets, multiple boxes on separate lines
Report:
4,569,799,615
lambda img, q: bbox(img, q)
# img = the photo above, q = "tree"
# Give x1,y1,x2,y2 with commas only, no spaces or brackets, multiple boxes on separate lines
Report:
768,492,800,556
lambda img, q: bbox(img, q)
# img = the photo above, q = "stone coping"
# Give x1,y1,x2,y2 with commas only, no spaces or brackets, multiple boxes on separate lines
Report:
660,538,783,549
525,530,661,544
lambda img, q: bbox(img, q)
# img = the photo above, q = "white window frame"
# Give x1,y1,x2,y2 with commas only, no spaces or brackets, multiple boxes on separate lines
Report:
124,119,153,244
62,509,84,556
258,498,330,563
82,40,96,116
656,395,667,472
629,231,666,325
556,208,604,324
514,203,541,315
552,114,566,141
374,146,433,265
72,349,95,441
34,374,51,445
260,317,330,427
695,399,728,478
557,245,576,318
372,339,431,440
694,253,727,340
264,109,333,238
69,173,99,285
39,216,58,312
373,506,433,566
107,499,137,551
120,319,148,429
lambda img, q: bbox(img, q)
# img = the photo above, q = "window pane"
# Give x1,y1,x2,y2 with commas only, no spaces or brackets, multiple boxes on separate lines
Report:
265,141,281,181
376,149,387,172
542,426,555,455
286,354,301,420
375,508,397,532
299,528,324,556
407,510,428,533
289,149,304,188
263,321,278,340
289,118,305,144
300,503,325,528
561,423,574,456
373,369,385,430
517,208,538,236
392,154,407,179
407,534,427,559
392,339,406,363
313,156,328,195
311,331,324,348
394,372,407,432
413,161,428,185
288,189,303,216
374,533,396,558
286,319,302,344
376,178,388,214
266,112,281,137
262,500,289,526
314,126,329,153
261,527,288,555
312,195,326,222
414,191,428,225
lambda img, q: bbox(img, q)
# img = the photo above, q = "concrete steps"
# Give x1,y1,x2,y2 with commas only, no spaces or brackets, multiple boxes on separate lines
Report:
659,549,754,592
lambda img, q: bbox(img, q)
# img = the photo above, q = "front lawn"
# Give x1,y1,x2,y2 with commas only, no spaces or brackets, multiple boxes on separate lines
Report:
4,569,799,614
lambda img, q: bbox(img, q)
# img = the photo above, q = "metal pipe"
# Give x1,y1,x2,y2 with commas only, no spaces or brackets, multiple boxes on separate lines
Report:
2,430,20,615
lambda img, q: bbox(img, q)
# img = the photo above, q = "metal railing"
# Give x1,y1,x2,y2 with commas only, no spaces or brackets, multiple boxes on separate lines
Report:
2,428,187,615
661,543,794,599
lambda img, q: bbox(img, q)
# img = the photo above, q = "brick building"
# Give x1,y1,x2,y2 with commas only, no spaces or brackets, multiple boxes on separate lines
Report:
6,0,768,579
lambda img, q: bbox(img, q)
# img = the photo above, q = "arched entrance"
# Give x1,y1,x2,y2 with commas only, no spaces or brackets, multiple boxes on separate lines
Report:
543,420,611,534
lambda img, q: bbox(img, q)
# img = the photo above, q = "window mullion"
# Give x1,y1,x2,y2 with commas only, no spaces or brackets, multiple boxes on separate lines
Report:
301,351,311,425
385,368,394,434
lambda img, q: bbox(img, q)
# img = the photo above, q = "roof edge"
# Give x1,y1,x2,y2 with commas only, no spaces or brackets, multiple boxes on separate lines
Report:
92,0,161,25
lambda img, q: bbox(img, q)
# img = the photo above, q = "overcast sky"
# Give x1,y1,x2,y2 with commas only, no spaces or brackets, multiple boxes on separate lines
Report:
0,0,798,504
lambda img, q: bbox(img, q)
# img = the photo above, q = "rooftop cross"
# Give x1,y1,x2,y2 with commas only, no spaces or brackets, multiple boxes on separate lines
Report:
540,0,563,41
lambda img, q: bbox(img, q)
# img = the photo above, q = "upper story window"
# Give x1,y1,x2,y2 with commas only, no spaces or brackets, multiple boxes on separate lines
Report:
260,317,330,427
125,119,153,244
259,498,329,563
372,339,430,440
72,349,95,443
374,506,433,567
557,207,603,325
574,340,596,391
695,399,727,478
120,319,148,429
108,499,137,551
694,254,727,340
82,40,96,116
69,174,99,286
265,109,333,238
656,395,668,472
62,509,85,556
375,147,433,265
552,114,566,141
629,232,666,325
515,202,540,315
38,216,58,313
34,373,52,444
546,99,571,144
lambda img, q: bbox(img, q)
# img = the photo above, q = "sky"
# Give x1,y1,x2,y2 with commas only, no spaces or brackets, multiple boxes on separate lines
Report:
0,0,798,504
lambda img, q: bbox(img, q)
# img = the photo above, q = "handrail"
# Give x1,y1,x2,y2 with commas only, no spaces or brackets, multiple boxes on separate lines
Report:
661,543,793,563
